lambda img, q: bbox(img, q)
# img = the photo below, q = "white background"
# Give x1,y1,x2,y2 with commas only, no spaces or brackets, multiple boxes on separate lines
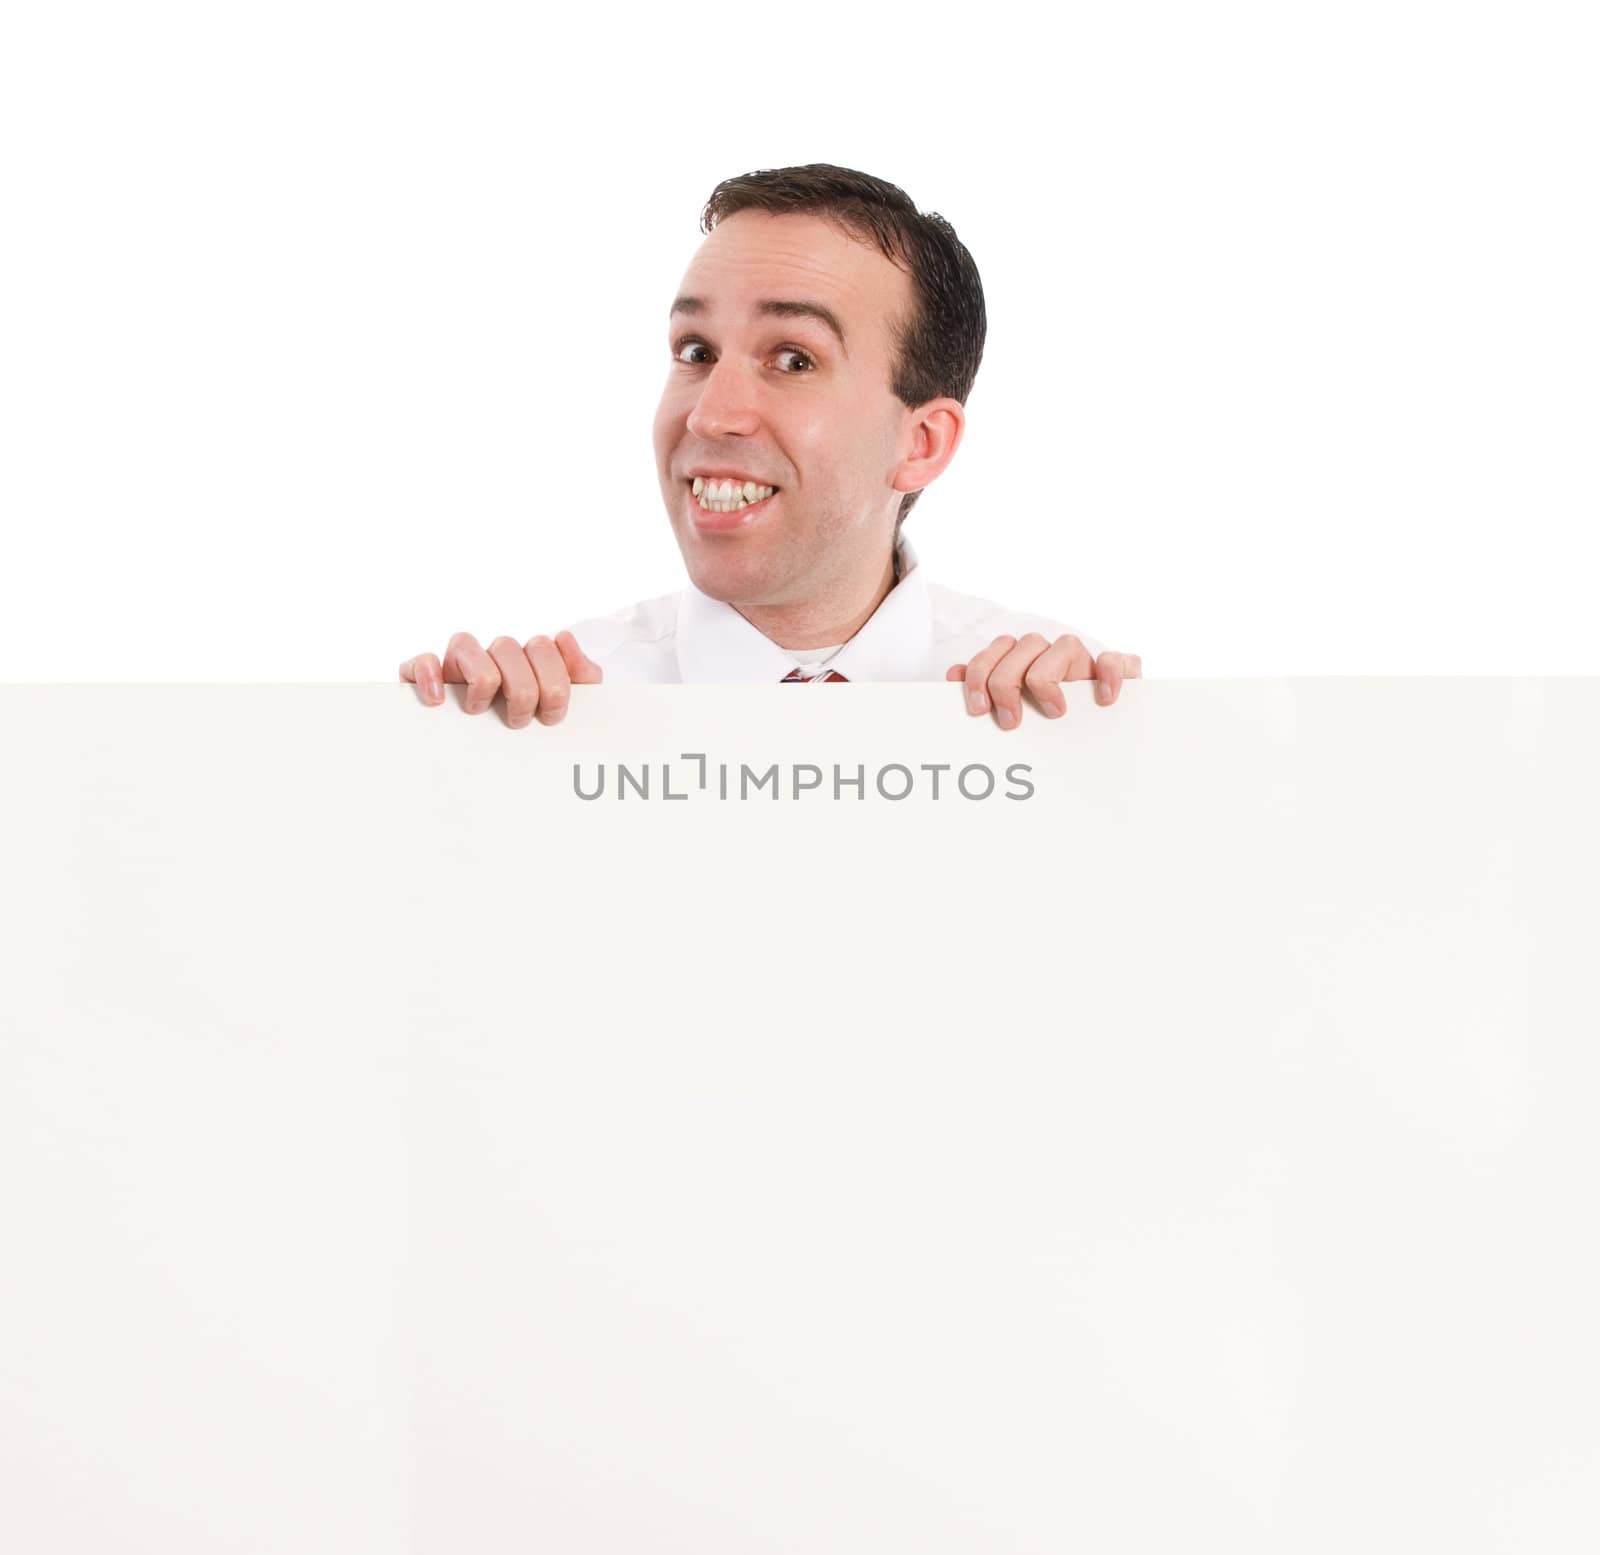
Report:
1,0,1595,680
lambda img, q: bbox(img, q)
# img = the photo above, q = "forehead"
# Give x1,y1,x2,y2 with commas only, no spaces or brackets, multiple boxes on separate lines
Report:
670,210,908,354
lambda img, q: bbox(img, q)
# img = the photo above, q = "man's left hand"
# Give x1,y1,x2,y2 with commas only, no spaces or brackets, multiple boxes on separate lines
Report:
946,634,1143,728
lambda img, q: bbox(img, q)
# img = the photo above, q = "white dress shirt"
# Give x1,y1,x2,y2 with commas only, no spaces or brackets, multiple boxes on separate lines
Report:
558,530,1108,684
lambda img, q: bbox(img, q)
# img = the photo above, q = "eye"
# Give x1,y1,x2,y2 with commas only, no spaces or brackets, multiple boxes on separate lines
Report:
671,338,817,373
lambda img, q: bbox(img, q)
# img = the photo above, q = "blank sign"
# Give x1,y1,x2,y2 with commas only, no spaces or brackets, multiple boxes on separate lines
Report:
2,680,1596,1553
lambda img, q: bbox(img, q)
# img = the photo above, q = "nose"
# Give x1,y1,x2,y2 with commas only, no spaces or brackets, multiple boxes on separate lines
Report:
685,355,761,442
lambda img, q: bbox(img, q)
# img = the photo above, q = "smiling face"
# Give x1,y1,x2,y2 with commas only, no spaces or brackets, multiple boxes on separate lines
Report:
653,209,960,613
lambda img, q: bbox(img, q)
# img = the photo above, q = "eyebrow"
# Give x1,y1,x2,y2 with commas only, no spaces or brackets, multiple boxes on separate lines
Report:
669,295,849,357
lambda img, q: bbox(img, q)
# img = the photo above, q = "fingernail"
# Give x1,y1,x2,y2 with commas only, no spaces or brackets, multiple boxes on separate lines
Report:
996,707,1016,729
968,690,987,713
1095,682,1113,704
1043,700,1062,718
427,676,442,702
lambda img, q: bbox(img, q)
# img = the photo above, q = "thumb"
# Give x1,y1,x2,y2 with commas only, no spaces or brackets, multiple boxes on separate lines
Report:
555,630,604,684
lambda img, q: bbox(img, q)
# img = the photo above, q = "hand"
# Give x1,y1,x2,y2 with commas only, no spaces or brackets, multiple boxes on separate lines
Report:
400,630,603,727
946,635,1143,729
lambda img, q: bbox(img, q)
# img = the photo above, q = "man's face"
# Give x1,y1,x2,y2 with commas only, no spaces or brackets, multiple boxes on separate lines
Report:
653,210,926,608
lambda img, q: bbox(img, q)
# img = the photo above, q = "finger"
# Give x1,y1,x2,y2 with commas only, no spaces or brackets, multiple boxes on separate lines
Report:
487,636,540,728
1093,650,1142,702
986,633,1052,729
442,632,501,714
399,653,444,705
1051,636,1096,680
962,636,1017,715
554,631,604,686
946,664,967,682
523,635,572,725
1023,634,1096,717
1094,651,1133,705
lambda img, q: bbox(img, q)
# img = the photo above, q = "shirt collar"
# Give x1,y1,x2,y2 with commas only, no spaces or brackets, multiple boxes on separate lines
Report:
673,531,934,684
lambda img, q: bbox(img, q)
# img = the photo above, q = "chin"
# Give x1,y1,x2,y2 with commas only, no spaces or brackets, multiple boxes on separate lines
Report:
683,556,758,604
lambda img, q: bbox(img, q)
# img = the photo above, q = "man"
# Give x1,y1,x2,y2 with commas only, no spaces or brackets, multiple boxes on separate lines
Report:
400,164,1141,730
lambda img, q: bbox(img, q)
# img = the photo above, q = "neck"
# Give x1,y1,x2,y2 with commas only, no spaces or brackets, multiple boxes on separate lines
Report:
735,540,900,651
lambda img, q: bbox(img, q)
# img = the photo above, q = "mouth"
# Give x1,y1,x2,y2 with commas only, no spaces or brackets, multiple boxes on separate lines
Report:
686,478,780,533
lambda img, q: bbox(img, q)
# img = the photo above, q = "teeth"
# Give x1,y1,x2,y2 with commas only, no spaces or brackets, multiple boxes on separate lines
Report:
691,477,777,512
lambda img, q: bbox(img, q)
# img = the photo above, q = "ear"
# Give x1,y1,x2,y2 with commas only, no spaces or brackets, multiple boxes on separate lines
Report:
892,398,965,498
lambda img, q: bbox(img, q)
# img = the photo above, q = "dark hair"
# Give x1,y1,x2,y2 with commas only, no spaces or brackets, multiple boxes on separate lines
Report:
699,163,986,530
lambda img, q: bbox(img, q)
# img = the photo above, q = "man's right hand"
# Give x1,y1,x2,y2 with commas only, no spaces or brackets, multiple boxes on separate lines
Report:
399,631,603,727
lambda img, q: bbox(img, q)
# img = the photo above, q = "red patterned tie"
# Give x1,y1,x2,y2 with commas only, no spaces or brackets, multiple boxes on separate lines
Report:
780,667,850,683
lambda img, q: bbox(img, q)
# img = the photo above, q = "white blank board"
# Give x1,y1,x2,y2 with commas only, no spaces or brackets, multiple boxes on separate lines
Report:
2,680,1597,1553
